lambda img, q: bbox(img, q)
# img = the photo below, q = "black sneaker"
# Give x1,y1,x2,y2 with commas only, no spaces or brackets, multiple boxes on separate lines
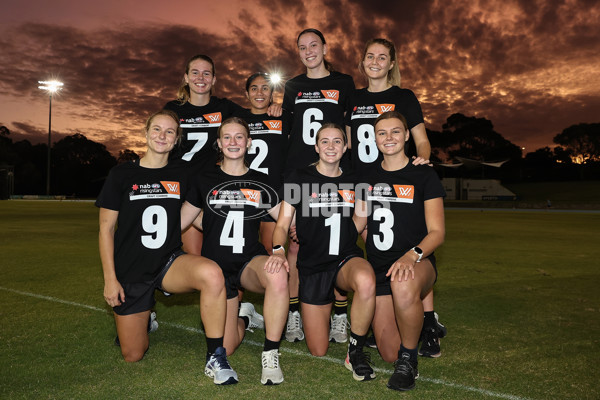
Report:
114,311,158,347
344,347,376,381
365,334,377,349
419,326,441,358
387,353,418,391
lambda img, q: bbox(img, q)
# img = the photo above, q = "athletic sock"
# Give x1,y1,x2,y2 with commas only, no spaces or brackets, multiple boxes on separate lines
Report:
289,297,300,313
263,338,281,352
240,316,250,329
334,300,348,316
399,344,418,362
348,331,367,353
206,337,224,358
424,311,436,328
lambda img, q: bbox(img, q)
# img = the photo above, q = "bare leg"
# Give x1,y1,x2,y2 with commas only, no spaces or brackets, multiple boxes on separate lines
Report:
182,226,203,255
336,258,376,336
301,303,332,356
114,310,151,362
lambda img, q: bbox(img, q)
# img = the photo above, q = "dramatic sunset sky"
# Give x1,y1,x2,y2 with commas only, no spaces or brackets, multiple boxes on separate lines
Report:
1,0,599,157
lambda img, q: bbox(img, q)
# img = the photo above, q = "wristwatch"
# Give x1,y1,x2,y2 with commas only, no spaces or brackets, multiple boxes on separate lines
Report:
272,245,285,254
411,246,423,263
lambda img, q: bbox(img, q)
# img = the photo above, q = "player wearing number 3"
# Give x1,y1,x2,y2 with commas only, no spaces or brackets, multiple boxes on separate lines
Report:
268,124,377,382
181,117,289,386
97,110,238,385
353,111,445,391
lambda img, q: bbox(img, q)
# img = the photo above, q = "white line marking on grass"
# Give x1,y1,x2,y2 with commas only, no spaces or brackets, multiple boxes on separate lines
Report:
1,286,532,400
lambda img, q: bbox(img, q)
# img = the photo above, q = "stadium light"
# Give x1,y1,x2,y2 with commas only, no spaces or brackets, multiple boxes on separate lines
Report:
38,80,63,196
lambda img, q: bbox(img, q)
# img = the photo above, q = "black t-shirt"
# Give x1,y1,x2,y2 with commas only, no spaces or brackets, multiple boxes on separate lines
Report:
95,160,188,283
235,108,292,191
345,86,424,170
281,165,361,275
187,166,279,276
356,162,445,271
283,71,355,172
164,97,243,172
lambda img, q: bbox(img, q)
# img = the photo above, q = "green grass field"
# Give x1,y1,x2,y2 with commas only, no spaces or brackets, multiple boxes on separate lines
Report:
1,201,599,399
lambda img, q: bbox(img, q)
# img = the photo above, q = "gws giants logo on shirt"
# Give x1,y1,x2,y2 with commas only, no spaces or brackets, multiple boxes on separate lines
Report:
203,112,222,124
321,90,340,102
375,104,395,114
393,185,414,203
161,181,181,196
263,120,282,131
240,188,262,205
337,189,355,204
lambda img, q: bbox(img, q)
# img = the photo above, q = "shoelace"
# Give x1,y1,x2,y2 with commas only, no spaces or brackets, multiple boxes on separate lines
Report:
262,351,279,369
393,357,414,375
287,312,301,332
213,353,232,371
331,315,348,332
352,350,373,372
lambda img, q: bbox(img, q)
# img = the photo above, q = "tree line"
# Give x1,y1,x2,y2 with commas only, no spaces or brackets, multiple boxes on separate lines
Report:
0,114,598,197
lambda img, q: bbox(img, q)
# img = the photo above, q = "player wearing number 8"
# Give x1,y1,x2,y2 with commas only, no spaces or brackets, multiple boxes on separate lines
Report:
181,117,289,385
353,111,445,391
268,124,377,382
97,110,238,384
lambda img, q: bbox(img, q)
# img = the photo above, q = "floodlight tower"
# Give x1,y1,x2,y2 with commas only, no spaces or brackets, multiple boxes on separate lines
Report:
38,80,63,195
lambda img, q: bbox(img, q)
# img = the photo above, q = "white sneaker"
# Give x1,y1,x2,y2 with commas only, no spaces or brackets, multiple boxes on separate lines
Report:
148,311,159,333
239,302,265,332
329,313,349,343
261,349,284,385
205,347,239,385
285,310,304,342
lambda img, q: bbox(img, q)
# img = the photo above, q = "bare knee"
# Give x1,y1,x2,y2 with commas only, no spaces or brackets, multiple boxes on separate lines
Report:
308,344,328,357
354,271,375,300
121,346,147,362
391,283,420,310
197,263,225,292
266,270,288,294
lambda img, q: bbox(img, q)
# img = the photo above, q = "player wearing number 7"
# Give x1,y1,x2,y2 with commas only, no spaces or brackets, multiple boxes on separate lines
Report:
97,110,238,385
181,117,289,386
267,123,377,382
353,111,445,391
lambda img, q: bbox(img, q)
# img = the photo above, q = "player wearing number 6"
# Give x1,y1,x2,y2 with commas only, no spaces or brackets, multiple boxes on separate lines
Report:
97,110,238,385
353,111,445,391
181,117,289,386
267,124,377,382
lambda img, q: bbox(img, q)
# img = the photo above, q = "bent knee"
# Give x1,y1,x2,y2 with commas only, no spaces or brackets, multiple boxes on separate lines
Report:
121,347,147,363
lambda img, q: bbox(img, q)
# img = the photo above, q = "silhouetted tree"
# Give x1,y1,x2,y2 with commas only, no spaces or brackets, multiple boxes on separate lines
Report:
117,149,140,163
553,123,600,163
52,133,116,197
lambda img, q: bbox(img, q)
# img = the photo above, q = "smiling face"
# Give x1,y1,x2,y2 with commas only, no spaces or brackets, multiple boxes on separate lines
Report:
297,32,327,70
374,117,409,157
315,126,347,164
362,43,394,81
184,59,216,96
217,122,251,161
146,114,179,155
246,75,273,113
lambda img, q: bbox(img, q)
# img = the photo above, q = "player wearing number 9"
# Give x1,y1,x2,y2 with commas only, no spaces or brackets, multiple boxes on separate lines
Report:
181,117,289,385
96,110,238,385
353,111,445,392
268,123,377,382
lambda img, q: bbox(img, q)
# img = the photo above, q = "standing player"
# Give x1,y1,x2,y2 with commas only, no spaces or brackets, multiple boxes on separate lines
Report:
353,111,445,391
97,110,238,385
283,29,356,343
236,72,291,252
181,117,289,385
346,38,445,356
267,124,376,382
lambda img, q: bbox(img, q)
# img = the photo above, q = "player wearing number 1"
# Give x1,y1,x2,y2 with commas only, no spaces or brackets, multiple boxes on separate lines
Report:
267,124,376,382
97,110,237,385
181,117,289,385
282,29,355,343
353,111,445,391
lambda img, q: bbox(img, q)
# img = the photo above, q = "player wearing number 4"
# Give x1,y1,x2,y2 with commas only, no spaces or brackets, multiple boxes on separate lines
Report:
346,38,446,357
97,110,238,385
283,29,356,343
181,117,289,385
267,124,377,382
353,111,446,391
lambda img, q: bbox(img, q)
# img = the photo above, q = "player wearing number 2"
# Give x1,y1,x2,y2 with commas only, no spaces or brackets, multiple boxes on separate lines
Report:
181,117,289,385
282,28,355,343
353,111,445,391
267,124,376,382
97,110,238,385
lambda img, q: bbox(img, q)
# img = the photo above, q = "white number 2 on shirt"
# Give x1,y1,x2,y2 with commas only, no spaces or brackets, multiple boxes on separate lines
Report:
141,205,168,249
220,211,245,254
248,139,268,174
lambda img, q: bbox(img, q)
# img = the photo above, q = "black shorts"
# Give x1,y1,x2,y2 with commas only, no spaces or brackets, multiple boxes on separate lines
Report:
261,213,276,223
298,254,360,305
374,254,438,296
221,253,268,300
113,250,185,316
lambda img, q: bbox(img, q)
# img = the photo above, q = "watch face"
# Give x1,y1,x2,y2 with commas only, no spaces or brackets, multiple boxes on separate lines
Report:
414,246,423,255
